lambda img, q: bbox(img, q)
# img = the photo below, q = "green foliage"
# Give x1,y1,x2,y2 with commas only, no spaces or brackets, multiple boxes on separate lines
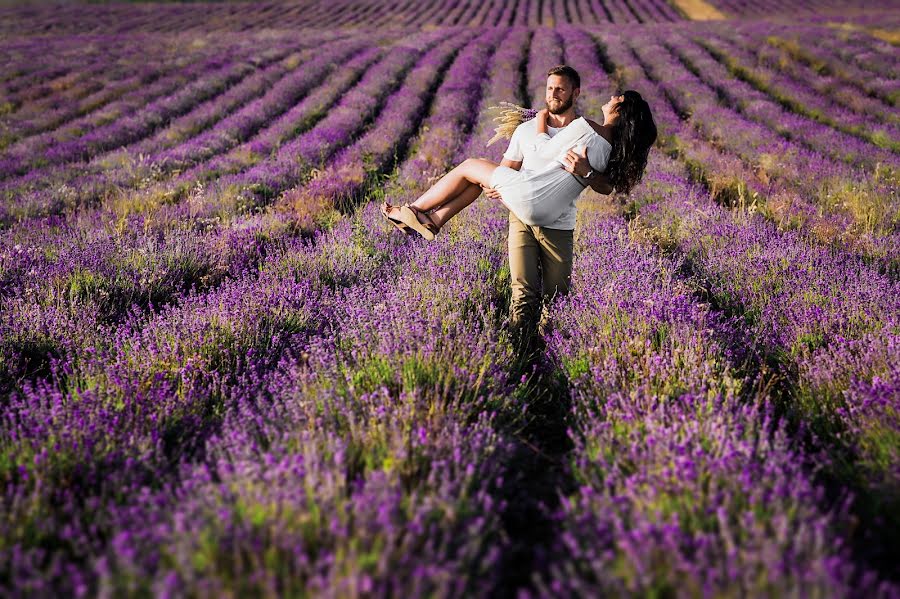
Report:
63,268,110,305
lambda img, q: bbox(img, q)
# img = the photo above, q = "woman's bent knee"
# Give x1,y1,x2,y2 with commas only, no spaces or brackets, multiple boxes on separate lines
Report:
465,159,498,186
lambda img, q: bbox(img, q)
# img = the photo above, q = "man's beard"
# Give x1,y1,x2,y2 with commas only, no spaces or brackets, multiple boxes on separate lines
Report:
547,96,574,115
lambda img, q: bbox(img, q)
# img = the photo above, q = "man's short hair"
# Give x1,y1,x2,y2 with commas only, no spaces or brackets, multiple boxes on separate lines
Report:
547,65,580,89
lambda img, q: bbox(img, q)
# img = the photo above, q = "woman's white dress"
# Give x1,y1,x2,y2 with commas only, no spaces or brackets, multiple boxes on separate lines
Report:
489,116,612,227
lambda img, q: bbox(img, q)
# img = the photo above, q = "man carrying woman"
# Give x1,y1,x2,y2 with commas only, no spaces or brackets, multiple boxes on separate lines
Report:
382,65,657,343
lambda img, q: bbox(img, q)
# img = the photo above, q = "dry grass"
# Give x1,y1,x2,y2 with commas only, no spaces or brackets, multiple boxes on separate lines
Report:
826,22,900,46
670,0,727,20
485,102,535,147
818,175,898,238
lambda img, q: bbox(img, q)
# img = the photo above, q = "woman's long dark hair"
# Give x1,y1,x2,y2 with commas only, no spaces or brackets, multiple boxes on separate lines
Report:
605,90,657,194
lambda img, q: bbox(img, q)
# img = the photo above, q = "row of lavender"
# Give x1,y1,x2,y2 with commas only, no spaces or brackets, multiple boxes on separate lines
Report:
2,18,898,597
3,18,896,487
6,20,891,209
0,0,683,35
649,12,899,495
555,23,899,587
0,25,469,391
2,195,516,595
0,25,541,595
0,19,518,418
3,19,896,465
0,31,315,150
0,22,469,376
0,28,472,226
3,19,895,244
1,31,377,149
620,20,899,273
413,24,896,594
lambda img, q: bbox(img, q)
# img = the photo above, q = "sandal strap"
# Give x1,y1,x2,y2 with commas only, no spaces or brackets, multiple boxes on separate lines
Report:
381,202,410,231
408,205,439,233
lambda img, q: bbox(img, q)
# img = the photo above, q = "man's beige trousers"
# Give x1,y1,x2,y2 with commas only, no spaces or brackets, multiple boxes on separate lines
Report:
508,212,574,335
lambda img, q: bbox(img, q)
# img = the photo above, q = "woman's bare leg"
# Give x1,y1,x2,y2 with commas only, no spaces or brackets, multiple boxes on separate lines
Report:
410,158,499,212
428,182,483,228
382,181,484,230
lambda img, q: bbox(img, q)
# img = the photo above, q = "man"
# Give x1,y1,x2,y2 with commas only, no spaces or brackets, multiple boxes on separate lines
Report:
484,65,612,346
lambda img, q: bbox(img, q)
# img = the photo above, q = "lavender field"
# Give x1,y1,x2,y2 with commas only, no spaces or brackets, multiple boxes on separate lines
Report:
1,0,899,596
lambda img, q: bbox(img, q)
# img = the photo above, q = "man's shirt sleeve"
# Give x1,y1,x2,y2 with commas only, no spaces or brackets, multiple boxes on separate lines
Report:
502,123,526,162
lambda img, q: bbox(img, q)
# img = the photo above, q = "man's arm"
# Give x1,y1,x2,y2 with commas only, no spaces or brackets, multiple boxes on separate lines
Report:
563,148,613,195
500,158,522,171
483,124,525,199
586,173,613,195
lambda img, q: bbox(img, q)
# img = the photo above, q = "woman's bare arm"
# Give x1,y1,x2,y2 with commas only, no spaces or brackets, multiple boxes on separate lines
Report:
536,108,550,136
585,117,614,146
587,173,613,195
585,118,602,132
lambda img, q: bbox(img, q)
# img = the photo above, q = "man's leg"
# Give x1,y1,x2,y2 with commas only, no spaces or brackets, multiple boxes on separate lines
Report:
508,212,542,347
536,226,574,336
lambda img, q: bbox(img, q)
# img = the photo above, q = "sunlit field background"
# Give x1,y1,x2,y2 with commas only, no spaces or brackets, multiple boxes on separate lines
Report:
1,0,899,595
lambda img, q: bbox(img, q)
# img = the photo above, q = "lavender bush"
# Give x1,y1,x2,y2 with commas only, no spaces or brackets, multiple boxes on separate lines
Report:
1,2,899,596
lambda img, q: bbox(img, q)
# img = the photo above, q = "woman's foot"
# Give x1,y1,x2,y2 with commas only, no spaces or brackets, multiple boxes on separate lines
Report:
381,202,412,234
398,205,440,240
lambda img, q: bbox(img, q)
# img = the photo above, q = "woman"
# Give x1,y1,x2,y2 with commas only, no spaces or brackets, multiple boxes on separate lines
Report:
381,90,656,240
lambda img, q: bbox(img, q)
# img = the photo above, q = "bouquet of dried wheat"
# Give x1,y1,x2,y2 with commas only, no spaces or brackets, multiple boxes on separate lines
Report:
485,102,538,147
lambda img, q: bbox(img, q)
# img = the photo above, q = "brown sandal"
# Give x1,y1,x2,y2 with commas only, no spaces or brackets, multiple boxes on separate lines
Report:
381,201,412,234
398,205,439,240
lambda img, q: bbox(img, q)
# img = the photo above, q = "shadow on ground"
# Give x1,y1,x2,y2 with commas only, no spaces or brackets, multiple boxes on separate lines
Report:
489,339,576,598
